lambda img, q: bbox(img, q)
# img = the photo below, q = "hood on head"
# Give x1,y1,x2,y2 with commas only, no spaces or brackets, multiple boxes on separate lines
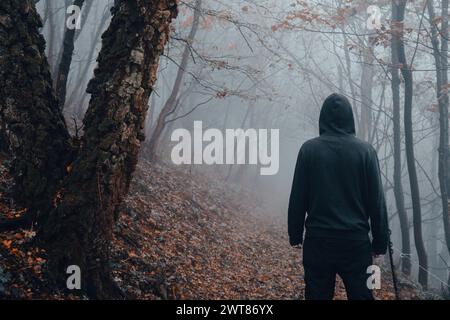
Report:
319,93,356,136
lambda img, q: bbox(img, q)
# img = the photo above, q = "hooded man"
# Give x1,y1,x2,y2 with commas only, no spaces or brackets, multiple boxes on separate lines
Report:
288,93,388,300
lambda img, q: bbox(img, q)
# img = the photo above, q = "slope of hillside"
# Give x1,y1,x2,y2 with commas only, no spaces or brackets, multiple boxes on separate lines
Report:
0,157,426,299
111,160,304,299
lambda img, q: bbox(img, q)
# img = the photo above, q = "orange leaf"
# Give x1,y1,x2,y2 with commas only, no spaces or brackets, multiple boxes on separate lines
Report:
2,239,12,249
128,251,138,258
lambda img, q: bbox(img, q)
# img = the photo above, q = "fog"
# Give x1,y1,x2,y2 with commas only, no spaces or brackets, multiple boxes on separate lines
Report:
35,0,449,291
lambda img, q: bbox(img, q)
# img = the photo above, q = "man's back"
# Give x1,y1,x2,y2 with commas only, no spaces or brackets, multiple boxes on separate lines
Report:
288,93,388,255
287,93,389,300
301,134,378,240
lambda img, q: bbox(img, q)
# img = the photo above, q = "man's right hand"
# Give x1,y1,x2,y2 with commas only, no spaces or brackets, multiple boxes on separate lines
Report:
372,254,383,265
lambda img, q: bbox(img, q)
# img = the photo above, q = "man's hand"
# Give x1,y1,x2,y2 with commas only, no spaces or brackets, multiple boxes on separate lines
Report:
292,244,303,250
372,254,383,265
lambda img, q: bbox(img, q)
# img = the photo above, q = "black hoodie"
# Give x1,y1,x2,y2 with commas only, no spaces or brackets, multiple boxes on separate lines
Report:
288,93,388,255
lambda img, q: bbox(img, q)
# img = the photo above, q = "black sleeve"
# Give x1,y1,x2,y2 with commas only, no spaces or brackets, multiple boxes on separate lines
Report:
366,147,389,255
288,147,308,246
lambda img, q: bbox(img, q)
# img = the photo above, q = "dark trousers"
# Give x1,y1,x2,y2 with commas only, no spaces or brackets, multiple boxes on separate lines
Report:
303,237,374,300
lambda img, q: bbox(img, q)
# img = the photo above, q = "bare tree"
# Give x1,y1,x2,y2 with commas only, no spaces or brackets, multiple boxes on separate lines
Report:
427,0,450,289
391,0,411,276
54,0,87,110
394,0,428,289
146,0,202,161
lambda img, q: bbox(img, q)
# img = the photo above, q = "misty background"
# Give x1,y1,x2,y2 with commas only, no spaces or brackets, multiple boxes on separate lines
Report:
35,0,449,292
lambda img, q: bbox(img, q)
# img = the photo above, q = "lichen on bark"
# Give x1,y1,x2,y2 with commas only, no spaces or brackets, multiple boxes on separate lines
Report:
0,0,73,217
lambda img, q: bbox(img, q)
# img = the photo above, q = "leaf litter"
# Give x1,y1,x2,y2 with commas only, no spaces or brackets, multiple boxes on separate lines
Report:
0,157,430,299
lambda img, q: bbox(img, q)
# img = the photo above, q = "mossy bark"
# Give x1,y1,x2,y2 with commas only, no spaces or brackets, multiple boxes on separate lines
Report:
0,0,73,217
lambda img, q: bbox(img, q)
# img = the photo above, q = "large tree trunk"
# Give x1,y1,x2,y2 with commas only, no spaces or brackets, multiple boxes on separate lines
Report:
0,0,74,226
146,0,201,161
390,1,411,276
38,0,178,299
394,0,428,289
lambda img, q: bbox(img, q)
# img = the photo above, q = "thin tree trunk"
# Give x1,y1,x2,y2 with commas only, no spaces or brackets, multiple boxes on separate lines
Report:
338,65,344,93
45,0,58,78
74,0,94,42
146,92,157,137
395,0,428,289
55,0,86,109
436,0,450,288
428,130,440,288
342,33,360,130
146,0,201,161
65,7,111,117
226,104,251,181
428,0,450,289
391,1,411,276
359,33,375,141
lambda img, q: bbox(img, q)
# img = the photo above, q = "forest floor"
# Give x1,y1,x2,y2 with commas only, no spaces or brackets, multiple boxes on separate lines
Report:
0,156,433,299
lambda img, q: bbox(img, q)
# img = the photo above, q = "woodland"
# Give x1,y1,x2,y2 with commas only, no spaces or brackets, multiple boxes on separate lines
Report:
0,0,449,300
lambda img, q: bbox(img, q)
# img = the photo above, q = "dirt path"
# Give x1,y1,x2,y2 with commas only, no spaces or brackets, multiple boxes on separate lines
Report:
0,160,419,299
111,161,302,299
112,161,401,300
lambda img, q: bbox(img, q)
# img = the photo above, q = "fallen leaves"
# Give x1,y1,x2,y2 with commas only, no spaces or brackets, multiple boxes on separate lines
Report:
0,157,432,300
2,239,12,249
109,160,431,300
110,160,306,299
